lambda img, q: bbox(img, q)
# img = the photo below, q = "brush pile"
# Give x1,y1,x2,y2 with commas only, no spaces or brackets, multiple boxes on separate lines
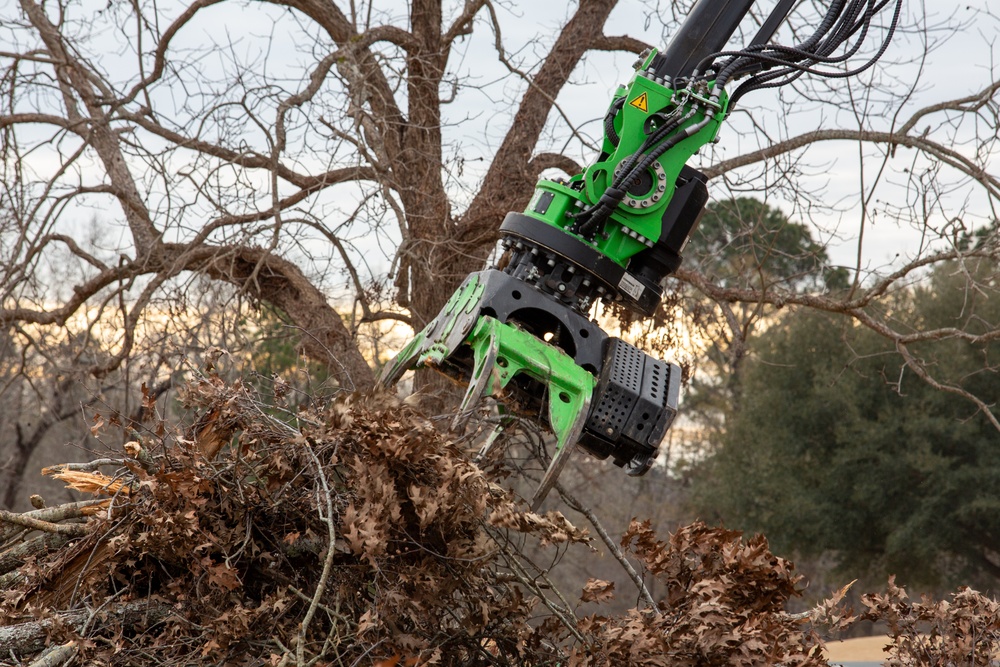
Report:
1,375,585,665
2,375,999,666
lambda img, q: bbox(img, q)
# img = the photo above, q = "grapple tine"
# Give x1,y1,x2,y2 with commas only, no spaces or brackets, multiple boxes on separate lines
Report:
377,329,429,389
451,331,500,434
473,421,507,465
377,273,485,389
529,392,591,511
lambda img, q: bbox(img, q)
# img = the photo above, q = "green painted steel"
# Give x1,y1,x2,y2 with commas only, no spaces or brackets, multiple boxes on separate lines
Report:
459,316,596,508
523,47,728,267
377,273,485,387
462,316,596,438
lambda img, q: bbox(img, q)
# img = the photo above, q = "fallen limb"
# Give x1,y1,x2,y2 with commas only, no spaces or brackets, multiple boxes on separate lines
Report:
26,642,77,667
0,509,90,537
41,469,131,498
0,533,71,577
555,481,658,612
0,600,171,656
0,501,108,543
0,569,25,590
42,459,127,473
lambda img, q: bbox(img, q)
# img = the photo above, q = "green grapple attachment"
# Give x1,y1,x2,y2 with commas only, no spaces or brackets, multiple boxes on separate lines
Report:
378,0,894,507
377,41,728,509
507,52,727,318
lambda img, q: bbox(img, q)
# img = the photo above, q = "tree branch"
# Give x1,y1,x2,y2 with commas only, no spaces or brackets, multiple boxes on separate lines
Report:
166,243,376,391
528,152,584,178
19,0,163,253
443,0,488,47
0,600,171,655
457,0,627,253
555,481,658,611
705,128,1000,201
589,34,650,53
0,508,90,536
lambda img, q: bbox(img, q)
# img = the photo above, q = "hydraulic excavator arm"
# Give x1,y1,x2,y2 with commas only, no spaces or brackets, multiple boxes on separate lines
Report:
379,0,902,509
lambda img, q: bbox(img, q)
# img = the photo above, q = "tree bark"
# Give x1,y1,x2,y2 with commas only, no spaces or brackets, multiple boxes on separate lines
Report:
167,244,376,392
0,600,171,655
0,533,71,576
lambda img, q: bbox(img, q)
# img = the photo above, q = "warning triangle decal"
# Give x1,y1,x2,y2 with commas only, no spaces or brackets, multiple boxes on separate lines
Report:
629,92,648,112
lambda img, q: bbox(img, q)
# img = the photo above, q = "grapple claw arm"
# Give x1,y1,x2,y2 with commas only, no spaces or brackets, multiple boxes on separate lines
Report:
376,273,485,388
458,317,596,509
530,390,590,511
451,328,499,434
379,270,678,508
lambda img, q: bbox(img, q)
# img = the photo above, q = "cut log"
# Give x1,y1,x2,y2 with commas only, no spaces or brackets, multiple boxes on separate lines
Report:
0,533,71,576
0,600,170,655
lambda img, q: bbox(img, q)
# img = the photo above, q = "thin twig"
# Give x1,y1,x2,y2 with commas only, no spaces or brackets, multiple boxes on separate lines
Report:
297,445,339,666
491,533,585,644
80,588,127,636
555,481,658,612
289,585,351,625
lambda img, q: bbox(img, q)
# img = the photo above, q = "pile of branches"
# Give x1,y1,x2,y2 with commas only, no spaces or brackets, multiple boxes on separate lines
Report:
1,376,999,666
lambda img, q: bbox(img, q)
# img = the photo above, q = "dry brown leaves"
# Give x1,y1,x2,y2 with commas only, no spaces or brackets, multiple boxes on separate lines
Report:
488,505,591,547
812,575,1000,666
0,378,573,665
569,520,827,666
3,376,1000,666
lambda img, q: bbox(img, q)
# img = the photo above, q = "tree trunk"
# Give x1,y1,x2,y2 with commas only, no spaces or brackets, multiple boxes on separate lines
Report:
168,244,376,392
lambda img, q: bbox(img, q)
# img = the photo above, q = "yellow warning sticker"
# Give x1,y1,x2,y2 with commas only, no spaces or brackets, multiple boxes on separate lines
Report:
629,92,648,112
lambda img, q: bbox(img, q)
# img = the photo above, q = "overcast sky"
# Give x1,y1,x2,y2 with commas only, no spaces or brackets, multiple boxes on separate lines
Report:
3,0,996,288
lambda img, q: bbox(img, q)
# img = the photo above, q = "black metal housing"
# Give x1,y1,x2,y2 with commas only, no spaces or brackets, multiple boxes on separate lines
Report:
652,0,755,78
578,338,681,473
465,269,609,375
500,165,708,318
627,165,709,295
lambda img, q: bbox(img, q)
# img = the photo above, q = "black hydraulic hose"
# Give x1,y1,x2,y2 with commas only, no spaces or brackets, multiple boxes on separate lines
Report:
603,96,626,148
709,0,901,91
796,0,849,53
727,0,900,109
712,0,900,99
816,0,872,60
709,0,848,87
574,112,708,238
571,107,691,237
576,0,903,236
611,110,690,189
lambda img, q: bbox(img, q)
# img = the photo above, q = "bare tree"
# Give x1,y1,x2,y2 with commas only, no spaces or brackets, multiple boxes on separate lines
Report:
1,0,997,434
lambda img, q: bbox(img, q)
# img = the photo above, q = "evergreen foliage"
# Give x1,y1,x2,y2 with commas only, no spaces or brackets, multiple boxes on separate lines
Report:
687,197,849,291
693,257,1000,589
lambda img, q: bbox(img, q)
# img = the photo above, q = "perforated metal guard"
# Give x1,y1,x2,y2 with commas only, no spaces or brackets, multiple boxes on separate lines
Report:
625,358,678,445
582,338,681,470
588,339,645,441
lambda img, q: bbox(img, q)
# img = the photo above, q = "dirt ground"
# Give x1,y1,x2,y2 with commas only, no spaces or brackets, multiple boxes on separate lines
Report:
824,635,888,662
